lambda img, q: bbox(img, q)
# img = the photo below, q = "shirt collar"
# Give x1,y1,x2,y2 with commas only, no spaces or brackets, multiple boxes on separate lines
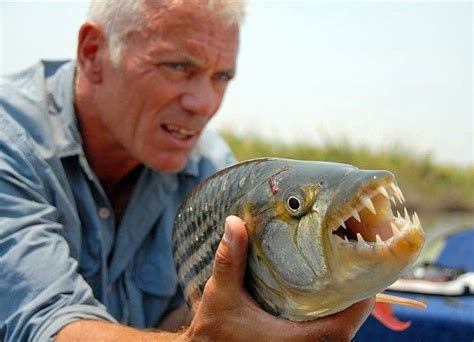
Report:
43,60,84,159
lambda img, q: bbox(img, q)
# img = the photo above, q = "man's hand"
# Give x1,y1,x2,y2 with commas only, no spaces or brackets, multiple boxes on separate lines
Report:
183,215,375,341
57,216,373,341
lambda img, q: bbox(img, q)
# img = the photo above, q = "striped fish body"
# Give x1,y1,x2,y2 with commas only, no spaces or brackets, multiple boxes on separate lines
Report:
172,158,424,320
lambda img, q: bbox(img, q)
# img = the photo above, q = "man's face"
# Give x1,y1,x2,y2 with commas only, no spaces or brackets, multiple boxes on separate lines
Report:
95,4,240,172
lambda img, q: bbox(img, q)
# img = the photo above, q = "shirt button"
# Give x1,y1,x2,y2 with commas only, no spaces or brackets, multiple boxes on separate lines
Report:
107,284,113,292
98,207,111,219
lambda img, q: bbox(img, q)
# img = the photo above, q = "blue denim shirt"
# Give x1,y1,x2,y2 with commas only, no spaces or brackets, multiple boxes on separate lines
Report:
0,61,235,341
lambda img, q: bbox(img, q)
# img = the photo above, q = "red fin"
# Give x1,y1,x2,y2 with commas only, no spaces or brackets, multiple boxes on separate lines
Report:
372,302,411,331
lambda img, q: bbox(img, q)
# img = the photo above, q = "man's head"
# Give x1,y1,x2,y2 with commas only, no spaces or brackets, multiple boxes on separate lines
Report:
86,0,245,66
75,0,245,172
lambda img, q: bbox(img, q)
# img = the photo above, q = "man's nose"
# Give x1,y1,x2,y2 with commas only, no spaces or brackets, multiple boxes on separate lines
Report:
180,78,221,118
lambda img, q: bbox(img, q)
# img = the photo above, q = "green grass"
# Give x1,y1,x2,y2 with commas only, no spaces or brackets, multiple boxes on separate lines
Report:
222,132,474,213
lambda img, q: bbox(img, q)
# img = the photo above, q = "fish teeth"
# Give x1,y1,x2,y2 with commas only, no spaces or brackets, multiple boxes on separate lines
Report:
399,189,406,202
378,186,389,199
361,195,376,214
337,217,347,229
390,183,398,199
351,209,361,223
357,233,366,244
390,222,401,237
413,212,421,226
390,183,405,203
404,207,411,222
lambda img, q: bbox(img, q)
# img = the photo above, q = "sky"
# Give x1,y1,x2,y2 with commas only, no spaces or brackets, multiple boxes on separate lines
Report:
1,0,472,166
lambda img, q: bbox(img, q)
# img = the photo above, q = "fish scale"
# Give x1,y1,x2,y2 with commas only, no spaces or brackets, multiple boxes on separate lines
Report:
173,159,270,301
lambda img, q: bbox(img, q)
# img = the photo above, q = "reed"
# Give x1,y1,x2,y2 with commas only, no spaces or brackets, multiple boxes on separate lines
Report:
222,132,474,213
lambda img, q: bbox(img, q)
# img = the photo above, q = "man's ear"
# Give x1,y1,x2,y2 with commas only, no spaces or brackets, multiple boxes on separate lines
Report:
77,22,107,84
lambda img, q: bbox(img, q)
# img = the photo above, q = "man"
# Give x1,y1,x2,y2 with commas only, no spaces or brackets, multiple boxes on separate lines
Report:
0,0,374,340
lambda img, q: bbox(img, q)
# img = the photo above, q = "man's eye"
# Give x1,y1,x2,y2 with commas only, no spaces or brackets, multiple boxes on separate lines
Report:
215,72,234,83
166,63,187,72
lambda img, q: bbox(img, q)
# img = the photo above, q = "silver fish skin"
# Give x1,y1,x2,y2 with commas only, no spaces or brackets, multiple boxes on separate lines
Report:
173,158,424,320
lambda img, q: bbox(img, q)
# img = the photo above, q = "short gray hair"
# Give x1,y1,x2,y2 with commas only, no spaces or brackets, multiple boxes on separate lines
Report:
86,0,246,65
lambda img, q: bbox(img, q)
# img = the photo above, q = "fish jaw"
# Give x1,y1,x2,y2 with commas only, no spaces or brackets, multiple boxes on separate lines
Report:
319,173,424,318
326,173,425,298
261,170,425,321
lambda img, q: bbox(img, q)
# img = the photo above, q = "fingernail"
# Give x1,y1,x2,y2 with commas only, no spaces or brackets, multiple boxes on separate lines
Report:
223,218,233,243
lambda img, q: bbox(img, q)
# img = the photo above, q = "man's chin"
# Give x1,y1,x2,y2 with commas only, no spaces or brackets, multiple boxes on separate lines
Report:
146,155,190,174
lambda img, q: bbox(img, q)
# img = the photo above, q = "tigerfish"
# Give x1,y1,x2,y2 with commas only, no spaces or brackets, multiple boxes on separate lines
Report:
173,158,425,321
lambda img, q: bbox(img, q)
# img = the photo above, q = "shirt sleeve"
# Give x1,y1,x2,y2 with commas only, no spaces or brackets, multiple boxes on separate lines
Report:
0,118,117,341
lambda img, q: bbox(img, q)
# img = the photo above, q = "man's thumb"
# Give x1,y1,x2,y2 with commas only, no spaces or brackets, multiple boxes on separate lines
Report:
212,215,249,288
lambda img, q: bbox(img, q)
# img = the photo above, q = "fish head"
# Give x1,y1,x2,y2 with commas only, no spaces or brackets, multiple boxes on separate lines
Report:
241,159,425,321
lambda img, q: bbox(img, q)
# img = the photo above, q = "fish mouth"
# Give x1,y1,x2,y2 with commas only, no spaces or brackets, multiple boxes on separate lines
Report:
328,180,423,251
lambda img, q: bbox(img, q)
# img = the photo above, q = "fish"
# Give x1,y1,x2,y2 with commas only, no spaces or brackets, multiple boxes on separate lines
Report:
172,158,425,321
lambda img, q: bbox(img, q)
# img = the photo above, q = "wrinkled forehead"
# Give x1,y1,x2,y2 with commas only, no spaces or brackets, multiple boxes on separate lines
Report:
133,2,240,59
145,1,239,37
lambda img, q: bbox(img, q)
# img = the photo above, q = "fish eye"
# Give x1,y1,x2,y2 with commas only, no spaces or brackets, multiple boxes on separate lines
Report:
288,196,301,210
286,195,304,216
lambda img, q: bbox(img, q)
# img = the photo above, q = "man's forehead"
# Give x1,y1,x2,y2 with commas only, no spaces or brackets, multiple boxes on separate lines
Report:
142,6,239,61
145,2,238,38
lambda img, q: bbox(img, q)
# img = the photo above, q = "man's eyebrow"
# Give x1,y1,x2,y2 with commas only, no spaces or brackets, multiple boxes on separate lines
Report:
150,49,204,65
151,50,237,76
177,55,204,67
218,67,236,78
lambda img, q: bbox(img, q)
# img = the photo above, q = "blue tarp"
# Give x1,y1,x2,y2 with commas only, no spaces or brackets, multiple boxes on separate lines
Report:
355,228,474,341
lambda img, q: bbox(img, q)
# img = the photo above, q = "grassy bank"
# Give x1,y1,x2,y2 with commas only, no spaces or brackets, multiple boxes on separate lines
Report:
222,132,474,213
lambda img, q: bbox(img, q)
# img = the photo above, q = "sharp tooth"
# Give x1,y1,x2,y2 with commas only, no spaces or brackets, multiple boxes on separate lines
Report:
396,210,402,219
413,212,421,226
337,217,347,229
395,192,403,204
357,233,366,244
404,207,411,222
390,183,403,203
391,196,397,205
344,236,349,243
376,234,384,244
390,183,398,196
361,195,376,214
390,222,401,237
396,186,405,203
397,186,406,202
351,209,361,222
378,186,389,199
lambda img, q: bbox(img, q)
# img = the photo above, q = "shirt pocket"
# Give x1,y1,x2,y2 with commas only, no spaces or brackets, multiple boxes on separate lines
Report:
134,243,178,298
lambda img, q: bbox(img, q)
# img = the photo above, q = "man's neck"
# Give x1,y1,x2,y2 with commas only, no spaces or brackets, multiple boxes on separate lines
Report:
74,74,142,222
75,73,141,186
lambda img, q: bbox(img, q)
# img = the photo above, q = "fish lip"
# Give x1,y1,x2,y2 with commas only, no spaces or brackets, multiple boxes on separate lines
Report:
325,177,424,252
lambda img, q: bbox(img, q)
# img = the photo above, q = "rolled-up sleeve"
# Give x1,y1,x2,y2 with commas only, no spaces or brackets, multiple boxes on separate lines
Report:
0,123,116,341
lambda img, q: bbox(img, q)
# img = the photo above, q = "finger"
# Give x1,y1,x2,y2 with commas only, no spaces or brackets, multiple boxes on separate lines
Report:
211,215,249,289
342,297,375,334
315,297,375,340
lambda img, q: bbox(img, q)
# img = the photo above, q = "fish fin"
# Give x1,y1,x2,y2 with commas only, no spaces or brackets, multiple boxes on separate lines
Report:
375,292,427,309
371,302,411,331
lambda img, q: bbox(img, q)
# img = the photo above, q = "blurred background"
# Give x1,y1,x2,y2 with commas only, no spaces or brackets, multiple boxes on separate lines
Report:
1,0,473,236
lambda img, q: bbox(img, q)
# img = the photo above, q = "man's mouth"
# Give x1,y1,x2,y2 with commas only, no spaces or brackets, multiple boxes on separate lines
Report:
163,124,198,140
